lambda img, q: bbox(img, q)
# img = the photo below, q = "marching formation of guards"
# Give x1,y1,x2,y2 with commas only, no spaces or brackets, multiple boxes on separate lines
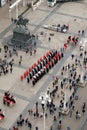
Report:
21,34,80,84
26,49,64,86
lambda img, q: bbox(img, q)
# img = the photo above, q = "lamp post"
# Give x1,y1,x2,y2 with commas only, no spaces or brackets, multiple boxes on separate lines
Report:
36,102,38,117
39,91,51,130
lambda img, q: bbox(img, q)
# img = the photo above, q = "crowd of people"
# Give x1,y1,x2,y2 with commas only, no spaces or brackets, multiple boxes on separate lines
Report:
0,46,14,76
0,27,86,130
3,91,16,106
7,48,87,130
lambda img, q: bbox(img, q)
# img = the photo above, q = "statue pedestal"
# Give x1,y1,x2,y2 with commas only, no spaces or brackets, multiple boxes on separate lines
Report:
10,27,32,49
7,17,33,50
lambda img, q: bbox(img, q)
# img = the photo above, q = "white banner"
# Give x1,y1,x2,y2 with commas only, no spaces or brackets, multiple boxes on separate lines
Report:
1,0,6,7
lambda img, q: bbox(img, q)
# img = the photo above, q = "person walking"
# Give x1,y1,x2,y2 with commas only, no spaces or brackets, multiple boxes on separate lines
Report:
69,109,72,118
30,51,32,56
71,54,74,60
76,110,78,119
34,49,36,54
48,37,51,42
82,108,85,115
10,67,13,73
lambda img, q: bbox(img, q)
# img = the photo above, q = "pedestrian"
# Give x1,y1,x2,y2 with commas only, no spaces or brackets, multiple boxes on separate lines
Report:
54,116,56,121
76,110,78,119
30,51,32,56
27,77,29,83
80,53,83,57
13,126,17,130
48,37,51,42
67,36,71,44
70,110,72,117
17,120,20,127
0,48,1,53
71,54,74,60
84,51,87,55
26,48,29,54
28,121,32,130
34,41,36,46
83,102,86,109
78,30,81,36
25,118,28,125
61,81,63,89
82,30,84,35
36,34,38,39
9,50,12,57
19,60,21,65
35,126,38,130
20,55,22,61
34,49,36,54
59,119,62,124
10,67,13,73
61,71,63,75
58,111,61,118
28,109,31,115
19,114,22,120
11,17,14,22
16,51,18,56
62,66,64,71
69,85,72,91
72,105,75,111
50,126,53,130
82,108,85,115
58,123,61,129
61,52,64,58
30,109,33,115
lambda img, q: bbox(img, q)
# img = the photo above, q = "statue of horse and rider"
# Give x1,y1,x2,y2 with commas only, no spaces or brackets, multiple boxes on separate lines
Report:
16,16,29,28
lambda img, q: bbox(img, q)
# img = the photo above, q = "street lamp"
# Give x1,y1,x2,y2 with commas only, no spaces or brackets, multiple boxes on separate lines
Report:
36,102,38,116
39,91,51,130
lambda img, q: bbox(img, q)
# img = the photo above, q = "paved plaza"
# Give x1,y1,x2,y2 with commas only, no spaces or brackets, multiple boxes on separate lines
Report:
0,0,87,130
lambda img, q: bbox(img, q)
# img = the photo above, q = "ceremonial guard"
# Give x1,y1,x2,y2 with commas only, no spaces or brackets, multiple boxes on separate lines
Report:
29,71,33,79
27,76,30,83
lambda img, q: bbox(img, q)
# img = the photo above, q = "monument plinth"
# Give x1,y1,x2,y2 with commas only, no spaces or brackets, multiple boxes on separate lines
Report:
8,17,32,49
11,27,32,47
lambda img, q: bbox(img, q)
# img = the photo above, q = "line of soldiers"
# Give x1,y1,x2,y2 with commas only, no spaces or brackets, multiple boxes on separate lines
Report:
67,36,79,45
26,50,64,86
63,35,79,50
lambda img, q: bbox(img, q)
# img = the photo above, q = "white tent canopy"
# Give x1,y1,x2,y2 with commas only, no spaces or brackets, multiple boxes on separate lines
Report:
9,0,26,19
